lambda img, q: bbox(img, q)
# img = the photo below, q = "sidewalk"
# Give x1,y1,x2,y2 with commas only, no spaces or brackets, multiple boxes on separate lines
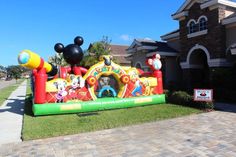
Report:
0,80,27,145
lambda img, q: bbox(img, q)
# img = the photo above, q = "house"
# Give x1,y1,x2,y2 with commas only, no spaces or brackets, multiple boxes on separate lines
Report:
126,39,181,88
161,0,236,90
127,0,236,90
88,44,131,66
109,45,131,66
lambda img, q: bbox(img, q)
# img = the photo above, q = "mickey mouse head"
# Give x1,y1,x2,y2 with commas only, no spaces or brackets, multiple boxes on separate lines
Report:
54,36,84,66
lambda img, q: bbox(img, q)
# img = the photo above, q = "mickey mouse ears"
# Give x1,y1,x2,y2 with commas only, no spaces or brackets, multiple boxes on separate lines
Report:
74,36,83,46
54,36,84,53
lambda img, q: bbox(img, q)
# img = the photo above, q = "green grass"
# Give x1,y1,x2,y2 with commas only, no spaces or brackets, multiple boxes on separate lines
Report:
22,82,202,141
0,79,24,106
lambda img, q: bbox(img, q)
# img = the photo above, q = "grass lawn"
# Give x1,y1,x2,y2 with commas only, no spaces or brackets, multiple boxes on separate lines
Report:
0,79,24,106
22,82,202,141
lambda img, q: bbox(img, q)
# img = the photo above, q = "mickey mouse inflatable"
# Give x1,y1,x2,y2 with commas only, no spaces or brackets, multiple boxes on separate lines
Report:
54,36,88,78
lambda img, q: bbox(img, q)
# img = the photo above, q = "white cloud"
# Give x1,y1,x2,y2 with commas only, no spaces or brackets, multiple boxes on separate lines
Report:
120,34,133,41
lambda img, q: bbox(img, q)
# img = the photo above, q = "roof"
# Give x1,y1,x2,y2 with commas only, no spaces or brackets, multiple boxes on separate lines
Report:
222,12,236,24
109,45,131,64
110,45,129,55
172,0,236,20
154,42,178,53
127,39,178,56
161,29,180,41
87,43,130,64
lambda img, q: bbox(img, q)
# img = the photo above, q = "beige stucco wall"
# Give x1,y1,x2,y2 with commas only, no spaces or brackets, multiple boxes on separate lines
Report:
132,51,149,71
226,26,236,48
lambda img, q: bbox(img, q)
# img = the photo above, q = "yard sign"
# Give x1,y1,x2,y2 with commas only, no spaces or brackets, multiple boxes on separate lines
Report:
194,89,213,102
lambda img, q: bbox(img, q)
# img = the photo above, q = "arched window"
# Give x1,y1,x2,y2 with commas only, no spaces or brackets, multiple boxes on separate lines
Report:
199,17,207,31
135,63,141,69
189,21,197,34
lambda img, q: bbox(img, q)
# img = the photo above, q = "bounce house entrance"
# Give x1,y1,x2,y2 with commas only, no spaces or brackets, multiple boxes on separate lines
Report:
97,75,119,98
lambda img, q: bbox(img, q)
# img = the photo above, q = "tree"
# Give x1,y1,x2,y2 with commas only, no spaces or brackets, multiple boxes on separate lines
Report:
0,65,6,78
6,65,25,82
80,36,112,68
48,53,68,67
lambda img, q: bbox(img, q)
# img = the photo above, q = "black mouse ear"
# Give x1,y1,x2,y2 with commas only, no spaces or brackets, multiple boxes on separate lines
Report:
74,36,83,46
54,43,64,53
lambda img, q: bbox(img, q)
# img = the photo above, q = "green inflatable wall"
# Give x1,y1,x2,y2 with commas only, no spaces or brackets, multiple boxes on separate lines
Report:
33,94,165,116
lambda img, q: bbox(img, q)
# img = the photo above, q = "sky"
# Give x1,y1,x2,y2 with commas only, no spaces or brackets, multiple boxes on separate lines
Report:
0,0,185,67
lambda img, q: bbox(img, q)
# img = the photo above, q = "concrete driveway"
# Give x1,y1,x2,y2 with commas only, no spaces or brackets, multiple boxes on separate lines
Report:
0,110,235,157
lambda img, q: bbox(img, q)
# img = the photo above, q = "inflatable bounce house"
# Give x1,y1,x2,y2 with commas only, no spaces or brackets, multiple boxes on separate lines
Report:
18,36,165,116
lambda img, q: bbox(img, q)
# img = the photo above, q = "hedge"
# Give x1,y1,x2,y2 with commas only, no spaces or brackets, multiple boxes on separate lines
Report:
165,90,214,110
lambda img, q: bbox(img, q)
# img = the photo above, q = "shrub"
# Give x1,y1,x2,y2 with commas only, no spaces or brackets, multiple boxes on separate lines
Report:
169,91,192,105
168,91,214,110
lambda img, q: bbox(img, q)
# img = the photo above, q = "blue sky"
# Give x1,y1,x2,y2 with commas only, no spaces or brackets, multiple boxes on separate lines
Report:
0,0,185,67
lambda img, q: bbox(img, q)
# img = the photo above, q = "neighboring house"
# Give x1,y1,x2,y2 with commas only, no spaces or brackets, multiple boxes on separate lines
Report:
88,44,130,66
109,45,131,66
160,0,236,89
126,39,181,87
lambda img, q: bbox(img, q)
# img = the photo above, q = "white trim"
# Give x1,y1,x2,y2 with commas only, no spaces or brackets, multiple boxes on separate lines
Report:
127,39,141,50
197,15,208,23
135,62,142,68
201,0,236,9
176,0,192,13
231,48,236,55
222,16,236,25
187,29,208,38
226,43,236,55
180,63,205,69
112,54,130,57
187,19,197,27
187,44,210,64
181,43,234,68
134,62,149,69
208,58,233,67
226,43,236,53
161,32,180,41
137,46,157,51
172,11,189,20
181,58,233,69
146,51,178,57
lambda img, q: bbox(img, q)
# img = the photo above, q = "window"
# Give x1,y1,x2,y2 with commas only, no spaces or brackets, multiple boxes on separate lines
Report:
187,20,197,34
199,18,207,31
187,15,208,38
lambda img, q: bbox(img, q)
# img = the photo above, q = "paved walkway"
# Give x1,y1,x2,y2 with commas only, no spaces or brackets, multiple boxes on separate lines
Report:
0,80,27,145
0,110,235,157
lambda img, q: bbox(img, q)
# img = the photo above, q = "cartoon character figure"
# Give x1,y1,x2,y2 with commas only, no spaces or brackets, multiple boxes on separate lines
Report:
53,80,68,103
128,68,142,96
147,54,162,71
69,75,85,99
143,79,151,96
54,36,87,77
99,76,110,88
131,78,142,96
100,55,113,66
